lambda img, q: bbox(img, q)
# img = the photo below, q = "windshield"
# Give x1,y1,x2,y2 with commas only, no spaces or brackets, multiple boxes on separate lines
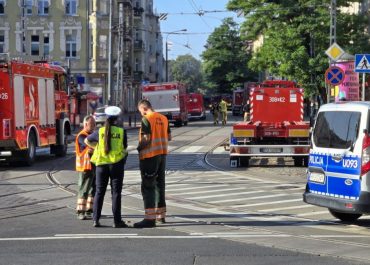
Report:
313,111,361,149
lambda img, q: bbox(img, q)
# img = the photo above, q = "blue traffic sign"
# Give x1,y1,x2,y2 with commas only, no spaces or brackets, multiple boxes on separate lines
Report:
325,66,345,86
355,54,370,73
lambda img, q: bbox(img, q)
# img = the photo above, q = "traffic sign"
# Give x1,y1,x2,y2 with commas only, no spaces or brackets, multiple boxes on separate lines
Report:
325,66,345,86
325,43,345,61
355,54,370,73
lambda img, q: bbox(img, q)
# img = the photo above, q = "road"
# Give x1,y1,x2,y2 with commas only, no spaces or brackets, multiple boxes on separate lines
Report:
0,112,369,265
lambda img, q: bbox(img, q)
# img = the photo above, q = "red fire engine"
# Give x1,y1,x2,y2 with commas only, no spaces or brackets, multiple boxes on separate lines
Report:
232,82,257,116
142,82,188,127
0,59,72,165
186,93,206,120
229,80,310,167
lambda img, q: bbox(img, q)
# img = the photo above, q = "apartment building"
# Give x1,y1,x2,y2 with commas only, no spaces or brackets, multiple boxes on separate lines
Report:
0,0,163,113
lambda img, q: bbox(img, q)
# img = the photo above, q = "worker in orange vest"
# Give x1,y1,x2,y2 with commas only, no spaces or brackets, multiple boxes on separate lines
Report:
134,99,172,228
75,115,96,220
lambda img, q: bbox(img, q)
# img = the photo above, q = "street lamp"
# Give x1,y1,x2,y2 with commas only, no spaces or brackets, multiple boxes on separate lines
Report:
165,29,187,82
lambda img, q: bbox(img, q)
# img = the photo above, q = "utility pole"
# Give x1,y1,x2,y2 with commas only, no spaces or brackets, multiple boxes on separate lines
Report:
21,0,26,55
107,0,113,105
115,2,124,107
327,0,337,103
165,29,187,82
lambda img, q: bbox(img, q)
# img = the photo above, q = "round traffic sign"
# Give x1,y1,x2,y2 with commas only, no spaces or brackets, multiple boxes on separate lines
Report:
325,66,345,86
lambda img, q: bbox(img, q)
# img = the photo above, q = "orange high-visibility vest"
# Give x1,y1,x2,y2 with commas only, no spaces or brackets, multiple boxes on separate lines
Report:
75,130,92,172
139,112,169,160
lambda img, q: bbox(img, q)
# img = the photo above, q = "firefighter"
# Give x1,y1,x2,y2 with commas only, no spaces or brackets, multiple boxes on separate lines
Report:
134,99,171,228
85,106,128,228
75,115,96,220
210,102,219,125
243,100,250,122
219,98,228,125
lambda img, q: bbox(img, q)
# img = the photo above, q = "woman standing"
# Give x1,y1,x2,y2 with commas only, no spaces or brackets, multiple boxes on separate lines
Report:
85,106,128,228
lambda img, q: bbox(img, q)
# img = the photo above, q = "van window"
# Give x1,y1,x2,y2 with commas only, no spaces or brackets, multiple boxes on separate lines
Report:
313,111,361,149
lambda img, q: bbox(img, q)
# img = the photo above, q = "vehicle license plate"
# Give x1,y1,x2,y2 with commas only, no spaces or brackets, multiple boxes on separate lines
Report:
309,172,325,184
260,148,283,153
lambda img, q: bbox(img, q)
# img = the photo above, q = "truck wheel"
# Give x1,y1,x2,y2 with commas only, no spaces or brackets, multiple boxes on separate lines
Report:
174,121,182,127
302,156,309,167
54,128,68,157
329,209,362,222
183,120,188,126
22,132,37,166
293,157,304,167
239,157,250,167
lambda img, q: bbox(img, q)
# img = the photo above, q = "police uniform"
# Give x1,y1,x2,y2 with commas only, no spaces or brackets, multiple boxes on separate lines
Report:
134,111,170,228
87,106,128,228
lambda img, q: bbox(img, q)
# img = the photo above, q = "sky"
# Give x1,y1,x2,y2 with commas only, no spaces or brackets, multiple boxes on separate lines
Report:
153,0,242,61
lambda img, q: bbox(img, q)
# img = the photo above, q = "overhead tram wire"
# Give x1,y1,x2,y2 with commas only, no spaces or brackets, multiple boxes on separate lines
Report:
186,0,212,30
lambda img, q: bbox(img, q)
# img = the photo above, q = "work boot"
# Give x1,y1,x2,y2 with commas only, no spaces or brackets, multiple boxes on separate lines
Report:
113,220,129,228
85,211,92,219
77,212,86,220
133,219,156,228
157,218,166,224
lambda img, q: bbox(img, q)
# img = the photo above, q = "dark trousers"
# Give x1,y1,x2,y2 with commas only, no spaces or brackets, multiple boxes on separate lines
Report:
139,155,166,219
93,159,125,224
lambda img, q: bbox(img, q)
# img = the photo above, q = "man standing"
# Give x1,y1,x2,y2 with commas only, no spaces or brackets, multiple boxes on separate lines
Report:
134,99,171,228
219,98,228,125
75,115,96,220
210,102,219,125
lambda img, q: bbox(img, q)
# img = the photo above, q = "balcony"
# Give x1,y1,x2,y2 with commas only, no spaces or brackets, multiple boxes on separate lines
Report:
134,40,145,51
117,0,133,6
133,7,144,18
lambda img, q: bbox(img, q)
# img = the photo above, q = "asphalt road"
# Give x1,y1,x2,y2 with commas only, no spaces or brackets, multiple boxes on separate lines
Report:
0,112,369,265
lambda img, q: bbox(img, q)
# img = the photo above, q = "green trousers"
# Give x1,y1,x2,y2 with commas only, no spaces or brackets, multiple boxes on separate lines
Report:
139,154,166,220
76,169,95,213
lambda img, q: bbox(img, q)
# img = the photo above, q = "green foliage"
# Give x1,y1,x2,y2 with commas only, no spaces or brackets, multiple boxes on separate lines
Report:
201,18,257,94
170,54,202,92
227,0,369,98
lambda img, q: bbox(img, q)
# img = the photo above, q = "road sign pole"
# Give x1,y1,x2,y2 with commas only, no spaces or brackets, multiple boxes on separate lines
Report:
362,73,366,101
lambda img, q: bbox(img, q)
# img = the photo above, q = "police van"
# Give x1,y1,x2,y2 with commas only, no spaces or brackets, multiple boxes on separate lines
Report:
303,102,370,222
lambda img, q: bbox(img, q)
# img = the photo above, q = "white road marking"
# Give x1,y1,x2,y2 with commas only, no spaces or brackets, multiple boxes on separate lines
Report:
166,184,229,192
230,199,303,208
212,193,301,204
259,204,314,212
296,211,329,217
190,190,266,200
171,187,246,196
181,146,204,153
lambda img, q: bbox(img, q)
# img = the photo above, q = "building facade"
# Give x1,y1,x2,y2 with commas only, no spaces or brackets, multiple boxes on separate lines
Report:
0,0,163,114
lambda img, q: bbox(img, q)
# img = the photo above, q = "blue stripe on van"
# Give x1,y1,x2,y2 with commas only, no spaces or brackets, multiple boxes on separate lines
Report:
308,177,360,200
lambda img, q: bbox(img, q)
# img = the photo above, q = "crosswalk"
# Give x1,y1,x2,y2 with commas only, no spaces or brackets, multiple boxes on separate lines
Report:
122,166,331,222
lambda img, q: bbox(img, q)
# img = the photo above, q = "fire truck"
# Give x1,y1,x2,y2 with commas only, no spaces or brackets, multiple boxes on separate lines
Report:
0,59,72,165
186,93,206,120
232,82,257,116
229,80,310,167
142,82,188,127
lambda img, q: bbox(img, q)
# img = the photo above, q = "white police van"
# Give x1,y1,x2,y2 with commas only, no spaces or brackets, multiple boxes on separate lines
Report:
303,102,370,222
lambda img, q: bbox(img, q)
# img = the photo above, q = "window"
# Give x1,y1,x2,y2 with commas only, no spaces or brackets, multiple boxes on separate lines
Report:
313,111,361,149
0,33,4,53
25,0,33,15
99,0,108,14
0,0,4,14
38,0,49,15
43,35,49,56
65,0,77,15
99,35,107,59
31,35,39,56
65,35,77,58
135,58,139,71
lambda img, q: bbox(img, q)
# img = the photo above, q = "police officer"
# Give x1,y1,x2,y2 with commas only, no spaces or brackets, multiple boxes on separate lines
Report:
85,106,128,228
134,99,171,228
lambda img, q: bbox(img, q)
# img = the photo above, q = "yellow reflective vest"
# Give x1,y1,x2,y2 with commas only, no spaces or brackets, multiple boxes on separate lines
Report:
90,126,127,166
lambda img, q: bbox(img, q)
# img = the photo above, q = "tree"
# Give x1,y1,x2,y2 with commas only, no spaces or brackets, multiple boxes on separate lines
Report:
227,0,370,98
170,54,202,92
201,18,257,94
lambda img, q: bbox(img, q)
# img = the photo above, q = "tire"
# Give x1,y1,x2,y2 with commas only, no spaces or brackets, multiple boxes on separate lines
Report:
174,121,182,127
293,157,304,167
54,127,68,157
21,132,37,166
183,120,188,126
329,209,362,222
302,156,309,167
239,157,250,167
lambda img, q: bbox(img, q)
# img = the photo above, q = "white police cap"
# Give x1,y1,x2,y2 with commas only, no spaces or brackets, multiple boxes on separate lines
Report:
105,106,121,116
